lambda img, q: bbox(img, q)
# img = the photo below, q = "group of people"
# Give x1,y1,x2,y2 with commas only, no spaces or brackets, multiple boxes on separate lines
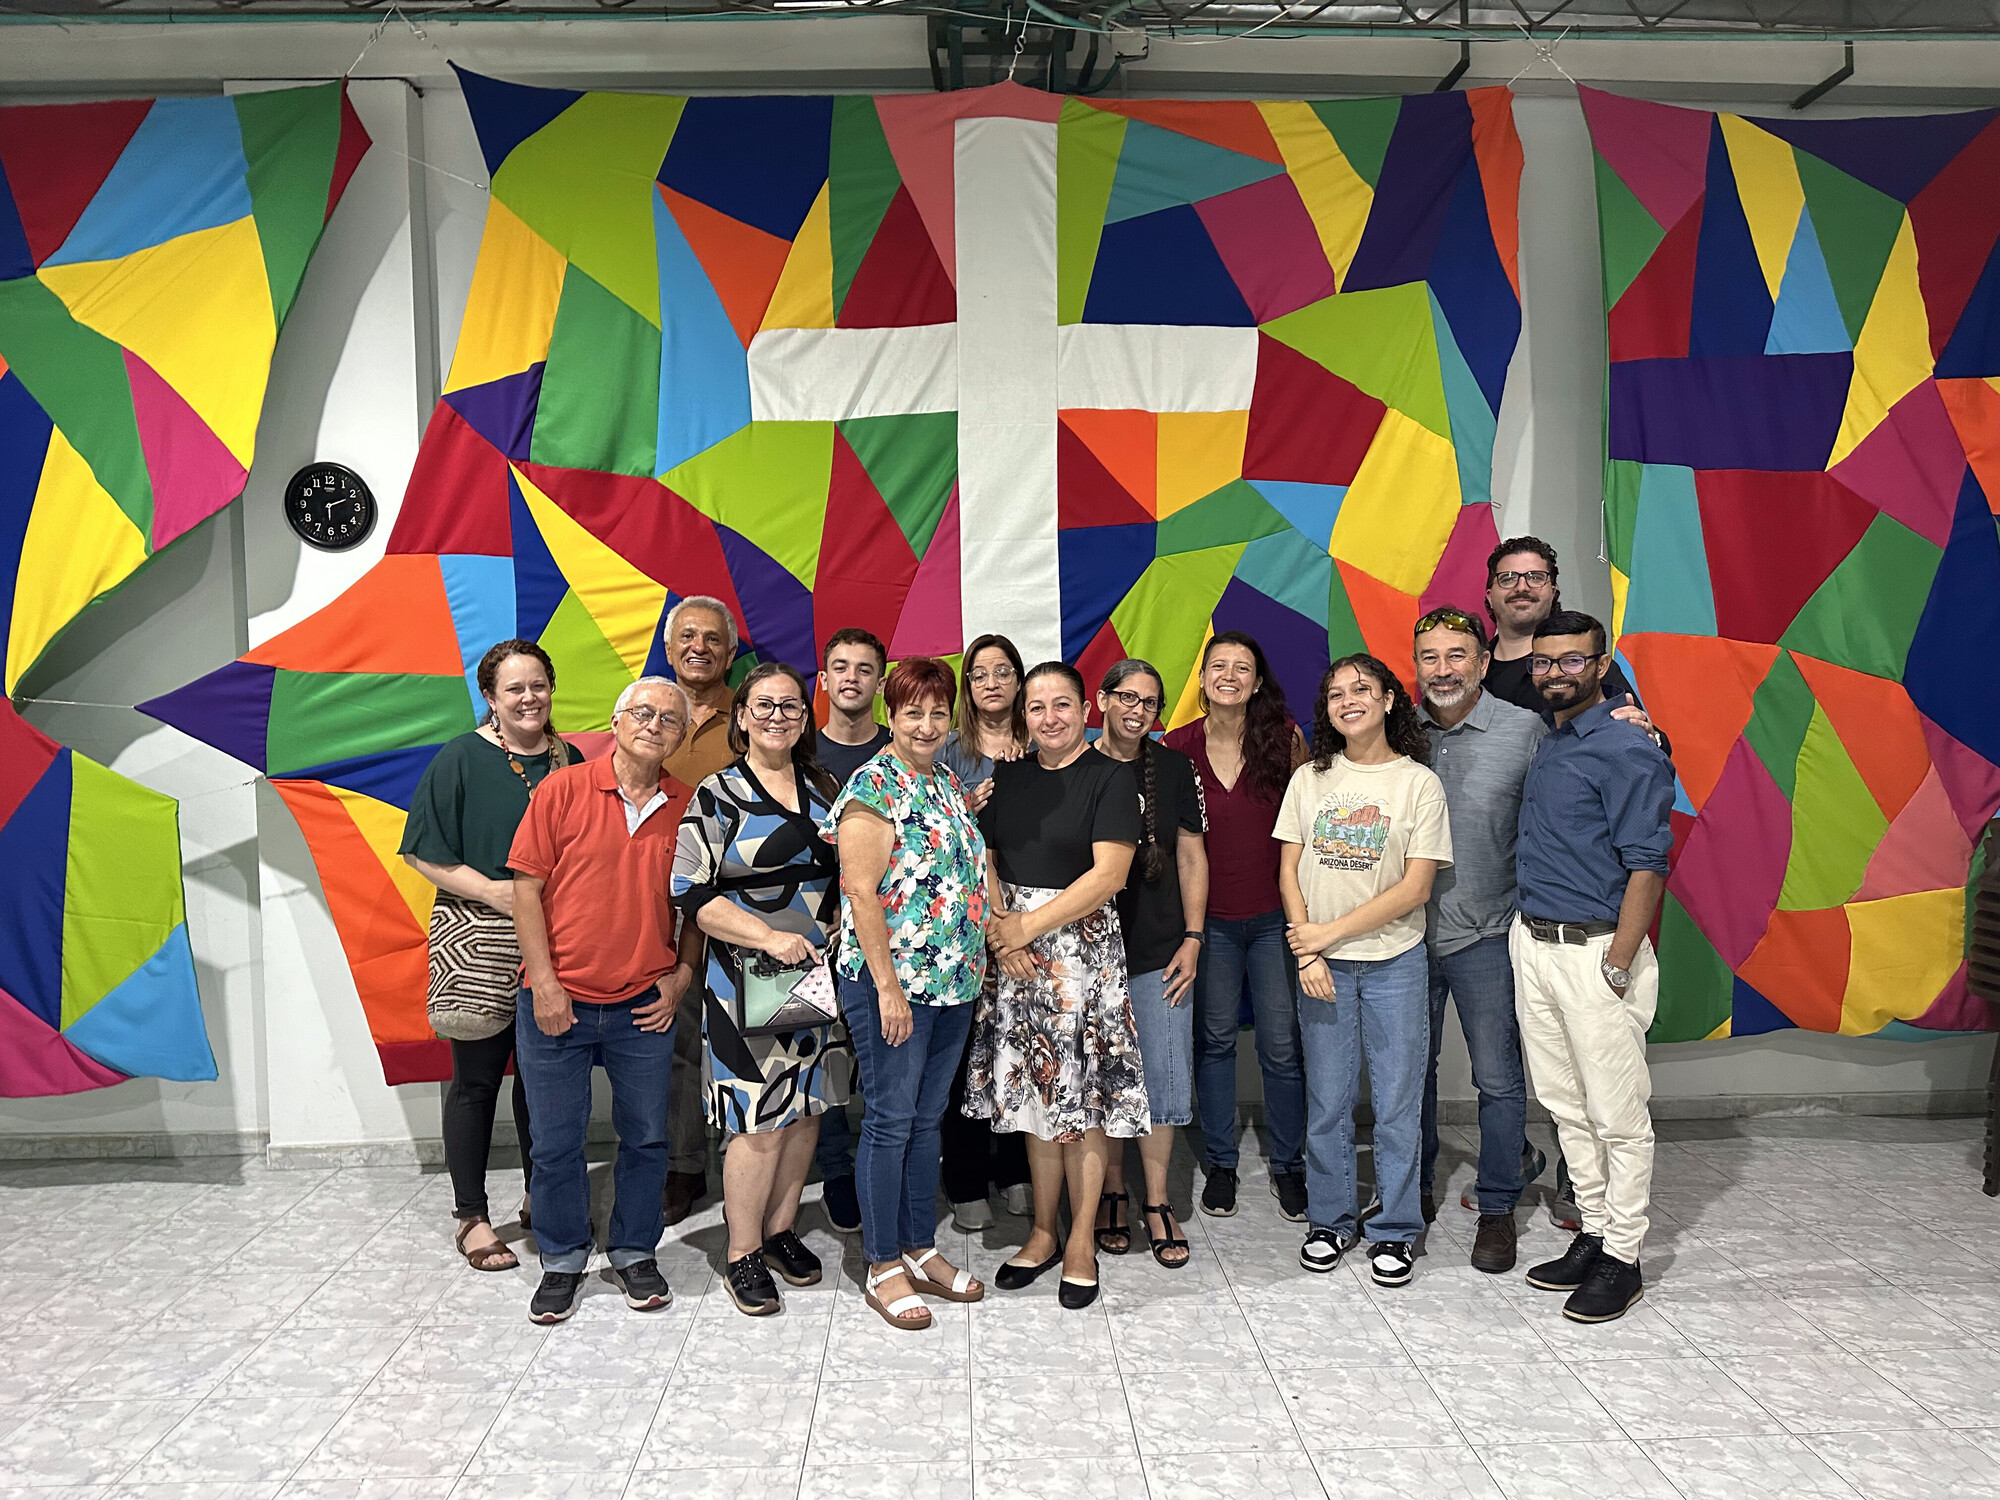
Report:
397,534,1676,1329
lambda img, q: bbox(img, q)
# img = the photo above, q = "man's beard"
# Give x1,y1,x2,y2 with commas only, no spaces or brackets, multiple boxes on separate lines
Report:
1424,679,1470,708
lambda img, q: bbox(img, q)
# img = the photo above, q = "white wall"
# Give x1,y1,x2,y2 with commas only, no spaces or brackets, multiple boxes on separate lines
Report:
2,26,1994,1154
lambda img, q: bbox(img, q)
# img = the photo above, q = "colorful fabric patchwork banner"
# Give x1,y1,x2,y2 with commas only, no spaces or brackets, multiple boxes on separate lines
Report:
0,83,371,1095
1582,87,2000,1042
146,75,1523,1085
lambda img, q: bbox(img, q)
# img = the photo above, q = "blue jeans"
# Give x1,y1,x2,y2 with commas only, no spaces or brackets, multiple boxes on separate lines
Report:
1194,910,1305,1173
1128,968,1193,1126
1421,936,1530,1215
514,987,675,1275
841,969,974,1266
1296,944,1429,1243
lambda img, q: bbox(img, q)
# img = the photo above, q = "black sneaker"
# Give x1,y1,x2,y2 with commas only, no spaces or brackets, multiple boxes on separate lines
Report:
726,1252,782,1316
609,1258,672,1311
1563,1252,1644,1323
1299,1225,1349,1273
528,1270,583,1324
1525,1231,1603,1292
1369,1240,1414,1287
1271,1169,1308,1222
822,1175,862,1236
1200,1166,1239,1218
761,1229,824,1288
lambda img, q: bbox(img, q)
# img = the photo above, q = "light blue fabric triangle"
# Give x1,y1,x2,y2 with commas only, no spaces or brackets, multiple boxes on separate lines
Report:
439,554,518,715
47,99,253,267
1430,289,1499,510
63,925,218,1083
1246,480,1346,550
1764,206,1852,356
1104,120,1285,226
653,192,751,475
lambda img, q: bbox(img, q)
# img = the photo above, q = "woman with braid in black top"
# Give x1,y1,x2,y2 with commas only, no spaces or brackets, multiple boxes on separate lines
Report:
1091,660,1209,1267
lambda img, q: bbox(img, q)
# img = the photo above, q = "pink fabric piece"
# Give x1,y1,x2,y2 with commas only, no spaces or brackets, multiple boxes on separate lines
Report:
1194,174,1335,323
1908,965,1994,1032
1920,712,2000,839
1667,737,1793,969
1418,503,1501,618
0,983,127,1097
1857,766,1973,901
875,83,1065,290
124,349,249,551
888,487,961,657
1828,380,1966,548
1578,86,1712,232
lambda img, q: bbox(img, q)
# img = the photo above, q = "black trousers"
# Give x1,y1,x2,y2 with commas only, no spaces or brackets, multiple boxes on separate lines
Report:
444,1029,533,1220
939,1021,1028,1204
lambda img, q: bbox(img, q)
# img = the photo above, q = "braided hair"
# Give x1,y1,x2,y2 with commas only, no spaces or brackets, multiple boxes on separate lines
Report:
1099,659,1168,883
1311,654,1433,771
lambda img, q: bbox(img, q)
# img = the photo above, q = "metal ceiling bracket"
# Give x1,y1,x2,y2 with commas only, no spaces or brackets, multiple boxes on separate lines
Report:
1791,38,1854,109
1434,36,1471,89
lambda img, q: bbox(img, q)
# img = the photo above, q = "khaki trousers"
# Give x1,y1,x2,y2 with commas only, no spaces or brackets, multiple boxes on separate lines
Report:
1509,916,1657,1264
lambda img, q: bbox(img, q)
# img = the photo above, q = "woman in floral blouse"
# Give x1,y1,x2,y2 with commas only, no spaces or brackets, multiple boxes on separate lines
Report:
824,657,998,1330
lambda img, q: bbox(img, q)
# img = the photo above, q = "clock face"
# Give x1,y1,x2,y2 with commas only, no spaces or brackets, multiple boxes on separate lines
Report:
284,463,377,551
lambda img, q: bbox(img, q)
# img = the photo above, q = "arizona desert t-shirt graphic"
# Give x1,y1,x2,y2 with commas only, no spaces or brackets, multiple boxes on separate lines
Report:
1312,800,1389,871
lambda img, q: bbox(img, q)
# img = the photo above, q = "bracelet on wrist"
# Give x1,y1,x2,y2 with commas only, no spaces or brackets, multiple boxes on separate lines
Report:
1184,930,1204,944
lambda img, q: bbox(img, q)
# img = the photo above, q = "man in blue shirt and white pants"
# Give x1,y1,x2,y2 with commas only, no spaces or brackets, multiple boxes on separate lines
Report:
1511,610,1675,1324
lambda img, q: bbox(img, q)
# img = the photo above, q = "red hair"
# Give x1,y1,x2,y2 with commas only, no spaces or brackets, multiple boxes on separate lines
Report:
883,657,957,716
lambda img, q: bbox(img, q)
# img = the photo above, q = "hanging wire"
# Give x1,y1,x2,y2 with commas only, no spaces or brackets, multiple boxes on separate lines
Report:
1506,20,1579,85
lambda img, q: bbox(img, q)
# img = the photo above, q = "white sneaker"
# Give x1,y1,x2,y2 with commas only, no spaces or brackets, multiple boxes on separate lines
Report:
951,1198,994,1232
1001,1183,1033,1217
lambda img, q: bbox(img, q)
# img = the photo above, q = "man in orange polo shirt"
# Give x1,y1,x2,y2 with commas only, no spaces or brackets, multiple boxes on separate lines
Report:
510,676,699,1325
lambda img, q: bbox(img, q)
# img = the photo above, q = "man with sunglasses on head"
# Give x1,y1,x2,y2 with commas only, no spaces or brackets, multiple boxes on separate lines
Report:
1512,611,1674,1324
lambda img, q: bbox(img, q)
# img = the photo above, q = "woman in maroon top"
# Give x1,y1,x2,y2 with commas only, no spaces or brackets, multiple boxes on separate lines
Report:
1162,631,1310,1221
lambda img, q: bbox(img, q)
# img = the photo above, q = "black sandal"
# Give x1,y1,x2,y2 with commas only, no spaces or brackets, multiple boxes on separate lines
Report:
1143,1202,1190,1269
1094,1191,1131,1255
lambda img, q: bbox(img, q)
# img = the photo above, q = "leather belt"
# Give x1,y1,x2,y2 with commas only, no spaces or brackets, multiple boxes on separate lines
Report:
1523,917,1617,945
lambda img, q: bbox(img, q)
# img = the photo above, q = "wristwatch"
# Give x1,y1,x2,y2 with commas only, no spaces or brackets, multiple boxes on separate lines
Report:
1601,960,1631,990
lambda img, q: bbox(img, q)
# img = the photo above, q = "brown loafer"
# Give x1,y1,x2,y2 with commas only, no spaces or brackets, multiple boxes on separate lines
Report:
662,1170,707,1227
1471,1211,1518,1274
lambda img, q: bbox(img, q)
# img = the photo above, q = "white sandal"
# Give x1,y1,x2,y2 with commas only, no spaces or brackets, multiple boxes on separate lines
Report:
903,1247,985,1303
864,1264,932,1331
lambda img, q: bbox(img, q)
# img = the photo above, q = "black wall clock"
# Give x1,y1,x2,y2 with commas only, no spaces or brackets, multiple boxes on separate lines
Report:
284,463,377,551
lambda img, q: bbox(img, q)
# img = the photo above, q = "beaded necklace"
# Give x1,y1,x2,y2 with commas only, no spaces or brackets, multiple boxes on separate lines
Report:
487,725,567,790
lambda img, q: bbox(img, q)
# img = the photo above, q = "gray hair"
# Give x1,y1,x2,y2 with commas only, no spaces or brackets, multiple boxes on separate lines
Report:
613,675,691,722
662,596,738,658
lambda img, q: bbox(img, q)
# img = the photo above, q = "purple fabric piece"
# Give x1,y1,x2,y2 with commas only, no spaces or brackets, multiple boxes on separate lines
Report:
1607,353,1851,470
443,363,543,462
715,523,816,673
1344,92,1473,294
1752,108,1999,205
138,660,276,772
1211,576,1324,724
1666,738,1792,971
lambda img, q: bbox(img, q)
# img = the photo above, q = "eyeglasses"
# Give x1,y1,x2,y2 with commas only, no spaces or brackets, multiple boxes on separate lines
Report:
1493,569,1552,589
1414,607,1487,643
616,704,683,728
1106,688,1162,716
1528,653,1596,677
747,699,807,721
967,666,1017,686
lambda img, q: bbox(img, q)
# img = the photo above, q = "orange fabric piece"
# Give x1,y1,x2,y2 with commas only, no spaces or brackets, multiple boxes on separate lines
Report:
1936,377,2000,514
1612,633,1776,812
1790,652,1932,822
1468,88,1524,300
1093,99,1285,164
1736,905,1851,1033
1335,560,1419,696
658,184,792,349
245,555,463,676
1060,408,1157,516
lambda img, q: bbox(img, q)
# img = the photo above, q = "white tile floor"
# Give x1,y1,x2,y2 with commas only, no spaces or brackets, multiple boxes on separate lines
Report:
5,1115,2000,1498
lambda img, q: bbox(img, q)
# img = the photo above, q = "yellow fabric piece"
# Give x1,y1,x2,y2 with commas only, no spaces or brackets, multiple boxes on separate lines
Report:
1720,116,1805,302
328,785,438,932
444,200,570,395
1166,623,1212,732
512,465,668,677
1156,411,1248,520
1841,887,1963,1035
1256,102,1368,292
38,215,276,467
1610,566,1631,644
1702,1017,1732,1041
762,181,835,332
5,427,149,693
1329,408,1460,597
1830,214,1932,469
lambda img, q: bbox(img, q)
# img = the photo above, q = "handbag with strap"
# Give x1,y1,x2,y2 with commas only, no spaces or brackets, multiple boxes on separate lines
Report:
735,951,841,1036
426,888,522,1041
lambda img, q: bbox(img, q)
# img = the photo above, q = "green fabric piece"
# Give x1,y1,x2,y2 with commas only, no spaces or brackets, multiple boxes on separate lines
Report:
1262,283,1449,440
1649,892,1734,1043
830,97,903,319
490,91,686,328
1779,514,1942,683
1603,461,1644,579
1777,702,1889,912
397,731,564,882
1594,149,1665,310
530,266,661,478
1057,100,1127,326
1792,148,1904,345
1326,564,1369,661
0,276,154,541
60,754,184,1029
1111,544,1247,713
1429,289,1496,510
839,411,957,558
542,591,636,733
1309,97,1400,190
266,670,474,775
1743,649,1817,801
233,83,341,326
663,421,833,587
1157,479,1292,554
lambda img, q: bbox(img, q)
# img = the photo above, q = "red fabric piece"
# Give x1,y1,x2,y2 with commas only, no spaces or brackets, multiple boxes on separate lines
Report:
1909,965,1994,1033
1911,117,2000,362
1828,379,1967,548
1094,99,1284,164
378,1039,453,1086
124,349,248,551
386,404,512,556
1417,503,1501,619
1194,174,1336,324
1695,468,1877,643
0,98,152,264
0,699,61,833
1242,333,1386,487
1577,87,1710,231
1666,737,1793,969
1074,619,1127,729
0,983,128,1098
837,185,956,329
1737,907,1851,1034
887,488,960,658
1058,419,1153,529
327,86,372,223
1608,195,1703,363
1468,87,1524,300
813,429,920,656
